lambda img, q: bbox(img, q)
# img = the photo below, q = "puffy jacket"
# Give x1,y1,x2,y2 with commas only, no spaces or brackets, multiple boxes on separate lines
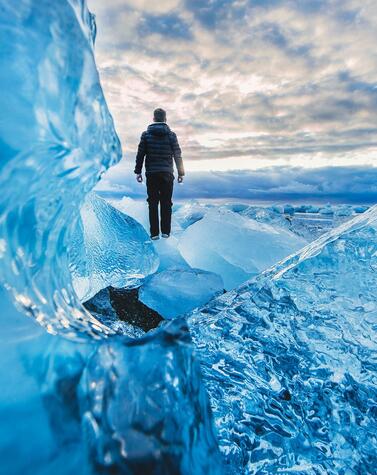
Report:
134,123,185,176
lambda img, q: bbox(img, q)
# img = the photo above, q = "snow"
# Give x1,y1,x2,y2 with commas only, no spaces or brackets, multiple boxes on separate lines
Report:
139,268,224,319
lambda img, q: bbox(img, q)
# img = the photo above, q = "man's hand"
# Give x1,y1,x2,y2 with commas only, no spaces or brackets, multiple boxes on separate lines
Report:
136,174,143,183
178,175,184,184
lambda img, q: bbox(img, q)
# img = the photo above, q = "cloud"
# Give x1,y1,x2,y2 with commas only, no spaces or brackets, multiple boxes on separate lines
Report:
87,0,377,201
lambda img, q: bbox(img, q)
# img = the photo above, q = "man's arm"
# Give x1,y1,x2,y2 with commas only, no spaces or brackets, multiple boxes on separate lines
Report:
134,132,146,175
171,132,185,177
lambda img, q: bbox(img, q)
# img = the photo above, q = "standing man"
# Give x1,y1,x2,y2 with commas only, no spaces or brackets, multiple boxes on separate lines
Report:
134,108,185,240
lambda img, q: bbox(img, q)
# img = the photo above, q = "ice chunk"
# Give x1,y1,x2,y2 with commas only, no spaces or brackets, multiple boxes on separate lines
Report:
188,205,377,473
0,1,224,473
111,196,150,230
81,320,224,474
178,208,307,289
354,205,369,213
173,200,212,229
319,204,334,215
139,268,224,319
0,286,90,475
240,205,293,230
69,192,159,302
153,235,190,271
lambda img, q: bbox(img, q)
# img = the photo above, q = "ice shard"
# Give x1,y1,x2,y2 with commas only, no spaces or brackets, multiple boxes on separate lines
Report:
70,192,159,302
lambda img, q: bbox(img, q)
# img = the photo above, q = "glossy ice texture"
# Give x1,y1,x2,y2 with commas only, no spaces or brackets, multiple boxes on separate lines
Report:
139,268,224,319
188,206,377,474
0,0,121,338
179,208,308,289
70,192,158,302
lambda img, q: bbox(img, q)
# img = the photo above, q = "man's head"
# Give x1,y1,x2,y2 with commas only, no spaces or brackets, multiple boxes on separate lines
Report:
153,108,167,123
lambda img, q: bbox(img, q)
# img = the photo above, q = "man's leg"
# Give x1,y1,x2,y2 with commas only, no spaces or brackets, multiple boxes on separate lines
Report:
146,174,160,237
159,173,174,236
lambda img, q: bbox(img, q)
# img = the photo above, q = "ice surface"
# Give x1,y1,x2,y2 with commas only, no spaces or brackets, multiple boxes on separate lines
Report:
139,268,224,319
70,192,159,302
152,235,190,271
179,208,307,289
111,196,150,230
0,286,91,475
188,205,377,474
2,0,376,473
174,200,212,229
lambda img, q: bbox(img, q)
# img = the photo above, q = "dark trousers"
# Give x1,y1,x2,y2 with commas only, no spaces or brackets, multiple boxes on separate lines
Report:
146,172,174,236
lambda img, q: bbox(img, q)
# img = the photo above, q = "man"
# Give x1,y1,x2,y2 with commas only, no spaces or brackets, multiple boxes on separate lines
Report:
134,108,185,240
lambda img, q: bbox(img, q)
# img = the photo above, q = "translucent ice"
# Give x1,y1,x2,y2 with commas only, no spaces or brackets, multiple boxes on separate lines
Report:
139,268,224,319
178,208,307,289
70,192,159,302
112,196,150,231
174,200,212,229
188,205,377,474
0,0,121,337
152,235,190,271
113,195,182,236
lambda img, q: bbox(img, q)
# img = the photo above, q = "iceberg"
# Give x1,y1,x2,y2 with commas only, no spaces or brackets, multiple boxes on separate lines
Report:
188,206,377,474
178,208,307,289
70,192,159,302
139,268,224,319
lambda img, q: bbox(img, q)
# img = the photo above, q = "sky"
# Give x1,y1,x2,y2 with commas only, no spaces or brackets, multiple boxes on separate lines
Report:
88,0,377,203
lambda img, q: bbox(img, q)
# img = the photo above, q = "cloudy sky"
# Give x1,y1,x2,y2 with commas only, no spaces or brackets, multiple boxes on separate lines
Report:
88,0,377,202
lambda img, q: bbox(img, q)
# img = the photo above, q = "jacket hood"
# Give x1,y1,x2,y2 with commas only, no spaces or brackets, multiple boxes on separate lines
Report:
148,122,170,137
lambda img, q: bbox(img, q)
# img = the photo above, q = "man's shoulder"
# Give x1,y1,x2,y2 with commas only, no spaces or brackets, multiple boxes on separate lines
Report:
168,129,177,139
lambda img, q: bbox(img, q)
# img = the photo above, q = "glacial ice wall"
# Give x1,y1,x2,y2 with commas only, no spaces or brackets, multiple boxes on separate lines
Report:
188,206,377,474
